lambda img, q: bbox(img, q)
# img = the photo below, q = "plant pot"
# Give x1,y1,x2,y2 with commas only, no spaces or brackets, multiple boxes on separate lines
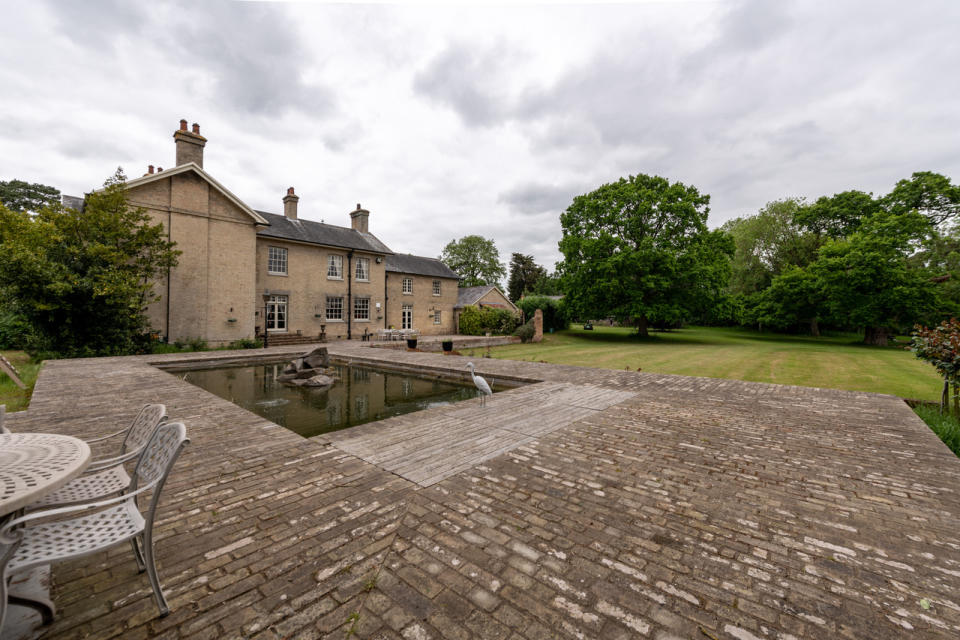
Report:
441,340,453,352
407,338,418,349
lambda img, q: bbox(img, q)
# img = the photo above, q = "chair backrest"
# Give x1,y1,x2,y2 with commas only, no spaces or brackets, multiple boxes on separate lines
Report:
121,404,167,455
131,421,189,523
0,404,8,434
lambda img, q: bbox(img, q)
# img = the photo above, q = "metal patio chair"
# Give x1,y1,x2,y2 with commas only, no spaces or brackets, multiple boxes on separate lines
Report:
0,404,8,434
0,421,190,629
27,404,167,509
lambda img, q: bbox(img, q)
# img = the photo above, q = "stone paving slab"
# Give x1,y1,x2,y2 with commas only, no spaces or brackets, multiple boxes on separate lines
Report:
2,342,959,639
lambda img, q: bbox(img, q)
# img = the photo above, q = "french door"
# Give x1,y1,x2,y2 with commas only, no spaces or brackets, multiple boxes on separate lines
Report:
401,304,412,330
266,295,288,332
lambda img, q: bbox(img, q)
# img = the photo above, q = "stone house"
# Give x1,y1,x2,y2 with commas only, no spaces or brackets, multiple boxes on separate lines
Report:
81,120,460,345
454,285,520,327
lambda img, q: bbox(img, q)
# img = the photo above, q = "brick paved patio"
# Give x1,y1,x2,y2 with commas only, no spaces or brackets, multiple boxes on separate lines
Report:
6,342,960,639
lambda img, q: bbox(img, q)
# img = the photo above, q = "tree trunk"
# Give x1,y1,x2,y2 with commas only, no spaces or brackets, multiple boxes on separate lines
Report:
942,377,949,415
954,381,959,417
636,315,649,338
863,326,890,346
809,318,820,337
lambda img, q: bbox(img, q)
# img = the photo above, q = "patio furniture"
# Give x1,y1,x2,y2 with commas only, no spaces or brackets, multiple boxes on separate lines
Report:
0,434,91,518
0,405,7,434
0,422,190,630
28,405,167,509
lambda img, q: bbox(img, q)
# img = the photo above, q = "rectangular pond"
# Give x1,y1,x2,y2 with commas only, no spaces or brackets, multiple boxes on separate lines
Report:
181,362,503,438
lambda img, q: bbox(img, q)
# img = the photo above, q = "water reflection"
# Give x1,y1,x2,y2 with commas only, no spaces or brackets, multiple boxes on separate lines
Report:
183,362,482,438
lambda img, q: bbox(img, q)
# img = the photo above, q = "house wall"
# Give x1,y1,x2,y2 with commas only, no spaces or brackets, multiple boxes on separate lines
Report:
129,172,258,345
385,274,458,335
255,238,387,341
476,288,518,312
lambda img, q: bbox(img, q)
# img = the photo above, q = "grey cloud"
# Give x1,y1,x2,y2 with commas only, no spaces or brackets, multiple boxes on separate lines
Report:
44,0,334,118
497,182,585,215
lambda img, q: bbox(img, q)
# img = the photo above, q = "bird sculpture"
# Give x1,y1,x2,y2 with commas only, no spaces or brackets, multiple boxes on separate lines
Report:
466,362,492,407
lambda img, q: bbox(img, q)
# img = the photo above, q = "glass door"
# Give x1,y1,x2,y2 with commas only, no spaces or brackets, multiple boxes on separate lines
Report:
401,304,412,330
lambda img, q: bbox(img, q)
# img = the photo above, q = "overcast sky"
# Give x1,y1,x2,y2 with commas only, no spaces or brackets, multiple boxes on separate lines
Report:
2,0,959,271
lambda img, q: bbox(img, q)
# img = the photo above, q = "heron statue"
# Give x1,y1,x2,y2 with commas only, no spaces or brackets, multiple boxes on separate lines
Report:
466,362,492,407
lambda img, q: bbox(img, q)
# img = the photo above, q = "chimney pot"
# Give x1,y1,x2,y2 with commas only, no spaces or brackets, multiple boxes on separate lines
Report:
148,164,154,174
157,167,163,172
179,119,187,131
287,187,295,196
356,203,362,210
192,122,200,134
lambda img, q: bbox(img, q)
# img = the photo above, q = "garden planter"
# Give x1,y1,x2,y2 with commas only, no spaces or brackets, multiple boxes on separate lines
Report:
442,340,453,352
407,338,418,349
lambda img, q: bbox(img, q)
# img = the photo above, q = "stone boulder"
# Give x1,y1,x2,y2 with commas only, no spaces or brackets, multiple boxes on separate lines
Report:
277,347,336,385
290,374,336,388
302,347,330,369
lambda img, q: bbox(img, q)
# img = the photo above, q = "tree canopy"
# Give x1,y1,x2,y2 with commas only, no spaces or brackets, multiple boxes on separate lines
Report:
507,253,547,301
0,179,61,213
440,235,506,288
558,173,733,336
0,169,180,356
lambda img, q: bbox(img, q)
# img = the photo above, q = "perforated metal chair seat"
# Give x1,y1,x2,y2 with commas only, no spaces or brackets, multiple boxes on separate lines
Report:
30,465,131,508
7,501,145,573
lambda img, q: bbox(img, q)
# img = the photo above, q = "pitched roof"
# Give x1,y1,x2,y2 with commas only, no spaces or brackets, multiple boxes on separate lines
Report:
385,254,458,279
120,162,268,225
456,285,497,308
255,211,393,255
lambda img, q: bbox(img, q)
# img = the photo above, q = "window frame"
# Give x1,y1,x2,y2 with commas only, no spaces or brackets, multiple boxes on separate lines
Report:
432,280,441,296
325,296,344,321
433,310,441,325
402,277,413,294
327,254,343,280
267,246,288,276
401,303,413,330
354,296,370,321
355,257,370,282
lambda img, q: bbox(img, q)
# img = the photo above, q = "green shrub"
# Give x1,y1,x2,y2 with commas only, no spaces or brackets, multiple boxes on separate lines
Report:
0,307,35,350
913,404,960,457
227,337,262,350
458,306,521,335
514,320,535,343
516,296,569,332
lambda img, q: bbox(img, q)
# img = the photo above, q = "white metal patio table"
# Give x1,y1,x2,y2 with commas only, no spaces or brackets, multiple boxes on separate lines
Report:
1,432,91,635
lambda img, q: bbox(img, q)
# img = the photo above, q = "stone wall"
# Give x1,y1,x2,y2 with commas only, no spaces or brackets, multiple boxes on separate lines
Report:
385,273,458,335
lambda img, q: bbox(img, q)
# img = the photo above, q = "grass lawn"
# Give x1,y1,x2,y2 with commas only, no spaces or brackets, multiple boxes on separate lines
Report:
462,325,942,400
0,350,42,412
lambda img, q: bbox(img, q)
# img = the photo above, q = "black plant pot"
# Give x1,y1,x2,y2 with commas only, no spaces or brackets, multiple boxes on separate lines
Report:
407,338,418,349
441,340,453,352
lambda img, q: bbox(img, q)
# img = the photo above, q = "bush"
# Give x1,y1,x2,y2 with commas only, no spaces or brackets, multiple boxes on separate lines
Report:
516,296,569,332
458,306,521,335
913,404,960,457
0,307,35,350
227,337,262,350
514,320,535,343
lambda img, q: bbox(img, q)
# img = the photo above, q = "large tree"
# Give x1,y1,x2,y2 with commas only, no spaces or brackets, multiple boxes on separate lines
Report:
440,235,506,288
558,173,733,337
0,169,180,356
0,179,61,213
793,190,880,239
507,253,547,301
883,171,960,229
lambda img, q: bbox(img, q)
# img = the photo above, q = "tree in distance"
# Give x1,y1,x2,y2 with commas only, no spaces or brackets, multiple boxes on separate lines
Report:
558,173,733,337
440,235,506,288
0,169,180,357
507,253,547,302
0,179,61,213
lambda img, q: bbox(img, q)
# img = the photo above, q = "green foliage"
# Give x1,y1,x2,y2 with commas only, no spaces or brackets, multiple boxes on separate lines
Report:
507,253,546,301
794,190,879,239
0,179,61,213
228,337,262,349
458,306,520,335
883,171,960,228
559,173,733,336
722,198,822,296
514,319,535,343
440,235,506,288
174,336,208,351
516,295,569,331
0,306,35,350
0,169,180,357
913,403,960,457
528,272,562,296
752,266,824,335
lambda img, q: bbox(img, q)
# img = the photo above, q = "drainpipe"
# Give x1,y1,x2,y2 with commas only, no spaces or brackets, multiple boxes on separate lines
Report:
383,272,388,330
165,209,172,342
347,250,353,340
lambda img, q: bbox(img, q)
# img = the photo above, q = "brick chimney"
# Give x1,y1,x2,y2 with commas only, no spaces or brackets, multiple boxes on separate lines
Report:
350,203,369,233
283,187,299,220
173,119,207,168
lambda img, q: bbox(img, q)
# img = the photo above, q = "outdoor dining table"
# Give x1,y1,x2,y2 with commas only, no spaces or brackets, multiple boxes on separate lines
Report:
1,432,91,635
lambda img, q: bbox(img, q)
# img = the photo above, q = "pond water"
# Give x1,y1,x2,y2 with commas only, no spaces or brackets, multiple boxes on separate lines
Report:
182,362,492,438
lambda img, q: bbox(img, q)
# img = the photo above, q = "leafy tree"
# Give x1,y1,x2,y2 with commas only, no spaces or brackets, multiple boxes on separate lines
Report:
793,190,879,239
0,179,61,213
516,295,569,332
812,208,938,345
884,171,960,229
457,306,520,335
558,173,733,337
507,253,546,301
440,235,506,288
0,169,180,357
528,272,562,296
722,198,821,296
752,266,824,336
912,318,960,415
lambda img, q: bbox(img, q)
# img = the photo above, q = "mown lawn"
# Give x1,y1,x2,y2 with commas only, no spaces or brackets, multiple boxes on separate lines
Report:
462,325,942,400
0,350,42,412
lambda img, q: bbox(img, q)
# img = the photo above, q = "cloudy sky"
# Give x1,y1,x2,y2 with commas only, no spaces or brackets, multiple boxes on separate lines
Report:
2,0,958,271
